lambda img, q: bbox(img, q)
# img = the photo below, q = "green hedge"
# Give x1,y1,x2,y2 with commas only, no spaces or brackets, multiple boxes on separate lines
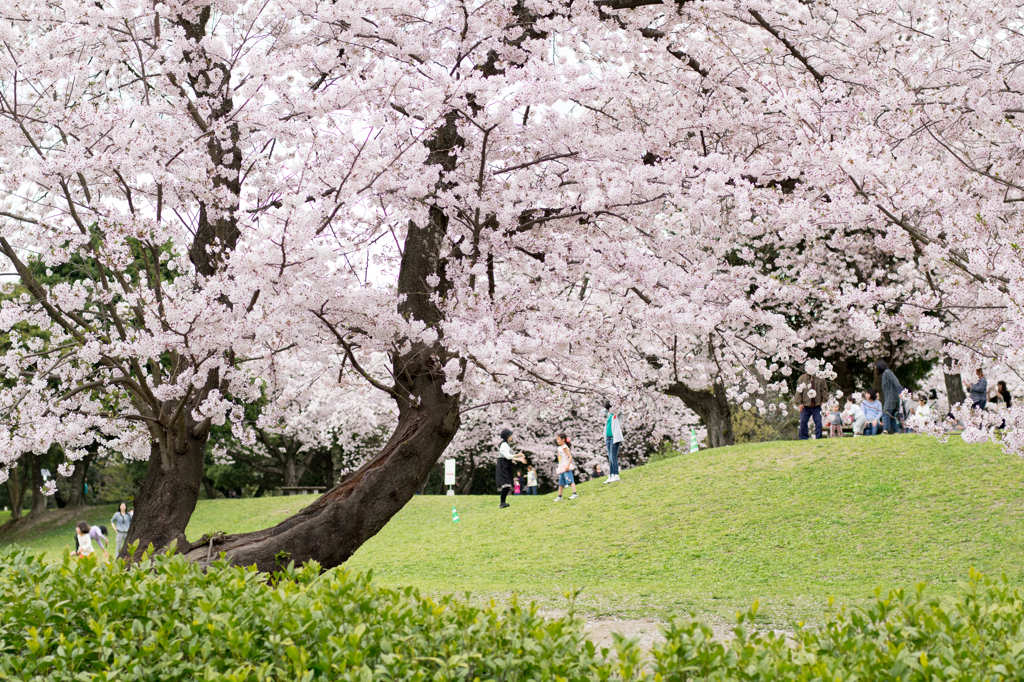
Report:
0,549,622,681
3,550,1024,681
650,569,1024,681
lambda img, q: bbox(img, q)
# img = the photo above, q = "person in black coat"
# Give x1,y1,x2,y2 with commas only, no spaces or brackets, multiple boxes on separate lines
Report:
495,428,526,508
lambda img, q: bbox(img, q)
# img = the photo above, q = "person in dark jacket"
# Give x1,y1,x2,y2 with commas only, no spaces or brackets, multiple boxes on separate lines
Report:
495,428,526,508
965,368,988,410
794,370,829,440
876,360,903,434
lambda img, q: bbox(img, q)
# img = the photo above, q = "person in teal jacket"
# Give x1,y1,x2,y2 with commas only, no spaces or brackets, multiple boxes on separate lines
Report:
603,401,624,483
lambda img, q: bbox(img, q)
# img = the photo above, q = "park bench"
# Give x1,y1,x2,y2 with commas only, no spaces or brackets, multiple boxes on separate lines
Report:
280,486,327,496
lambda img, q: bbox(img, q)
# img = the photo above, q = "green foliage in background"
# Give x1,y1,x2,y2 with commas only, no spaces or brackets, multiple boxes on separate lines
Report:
731,403,797,444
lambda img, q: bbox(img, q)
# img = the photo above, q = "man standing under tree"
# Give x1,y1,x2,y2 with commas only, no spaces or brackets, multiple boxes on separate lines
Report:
795,370,829,440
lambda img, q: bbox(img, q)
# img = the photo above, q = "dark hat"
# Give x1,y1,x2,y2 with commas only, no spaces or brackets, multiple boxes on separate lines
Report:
500,428,513,441
603,400,611,410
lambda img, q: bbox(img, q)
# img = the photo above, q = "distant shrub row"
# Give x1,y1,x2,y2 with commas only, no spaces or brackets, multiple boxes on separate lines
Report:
1,550,1021,681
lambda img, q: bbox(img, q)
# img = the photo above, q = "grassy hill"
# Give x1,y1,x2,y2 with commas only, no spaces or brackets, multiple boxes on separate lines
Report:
4,435,1024,626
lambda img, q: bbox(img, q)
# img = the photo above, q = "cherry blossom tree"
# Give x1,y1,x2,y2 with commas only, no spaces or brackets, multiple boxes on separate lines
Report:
3,0,1023,571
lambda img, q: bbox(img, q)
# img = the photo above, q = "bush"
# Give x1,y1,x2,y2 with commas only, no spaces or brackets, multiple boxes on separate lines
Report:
651,569,1024,681
4,551,1023,681
0,549,627,681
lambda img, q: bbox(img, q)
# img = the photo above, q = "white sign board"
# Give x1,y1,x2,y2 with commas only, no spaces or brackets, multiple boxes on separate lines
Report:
444,459,456,485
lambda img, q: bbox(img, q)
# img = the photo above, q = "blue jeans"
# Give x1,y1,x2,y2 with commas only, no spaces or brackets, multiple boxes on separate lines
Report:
798,406,822,440
972,399,987,410
558,471,575,486
864,421,880,435
606,437,620,475
883,411,900,434
527,486,537,495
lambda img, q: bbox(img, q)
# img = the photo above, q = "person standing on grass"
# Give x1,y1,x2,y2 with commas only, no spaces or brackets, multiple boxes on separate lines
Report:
526,466,538,495
553,434,578,502
794,369,828,440
826,401,844,438
602,401,623,483
496,428,526,509
876,360,904,434
966,368,988,410
111,502,132,555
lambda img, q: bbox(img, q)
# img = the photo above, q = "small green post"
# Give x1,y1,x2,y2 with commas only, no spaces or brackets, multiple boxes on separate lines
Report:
689,428,699,453
452,506,460,523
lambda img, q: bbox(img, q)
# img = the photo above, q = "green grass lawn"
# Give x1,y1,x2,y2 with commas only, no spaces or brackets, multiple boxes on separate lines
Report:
3,435,1023,626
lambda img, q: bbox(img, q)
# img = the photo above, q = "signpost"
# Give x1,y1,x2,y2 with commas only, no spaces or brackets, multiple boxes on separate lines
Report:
444,459,456,496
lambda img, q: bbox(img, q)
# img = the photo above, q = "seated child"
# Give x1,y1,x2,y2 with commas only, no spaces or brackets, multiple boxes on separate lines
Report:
843,395,866,436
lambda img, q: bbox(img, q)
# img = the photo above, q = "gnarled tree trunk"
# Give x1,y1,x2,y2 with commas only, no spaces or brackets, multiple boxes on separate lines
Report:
123,427,208,557
181,115,464,571
665,381,735,448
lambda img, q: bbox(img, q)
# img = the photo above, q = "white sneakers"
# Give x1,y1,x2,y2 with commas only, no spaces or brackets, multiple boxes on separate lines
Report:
604,474,621,483
569,493,578,499
553,495,562,502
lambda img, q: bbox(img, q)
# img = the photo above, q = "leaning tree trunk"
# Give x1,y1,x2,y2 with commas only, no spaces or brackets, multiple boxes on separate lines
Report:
181,114,464,571
944,357,966,409
665,381,735,448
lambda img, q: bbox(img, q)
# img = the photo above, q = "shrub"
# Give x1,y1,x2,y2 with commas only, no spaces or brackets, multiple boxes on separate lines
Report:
651,569,1024,681
5,550,1024,681
0,549,627,681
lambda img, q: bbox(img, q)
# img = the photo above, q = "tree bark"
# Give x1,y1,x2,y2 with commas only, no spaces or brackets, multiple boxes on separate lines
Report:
122,428,207,558
944,357,966,408
664,381,735,448
457,451,477,495
5,464,24,521
29,454,47,516
64,451,96,508
180,114,464,572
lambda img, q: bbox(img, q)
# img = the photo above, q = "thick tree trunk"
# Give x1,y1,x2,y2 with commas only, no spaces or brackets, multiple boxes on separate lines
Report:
29,454,47,516
944,357,966,408
5,465,24,521
664,381,735,448
122,428,207,558
64,451,95,508
181,113,464,571
184,378,460,571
